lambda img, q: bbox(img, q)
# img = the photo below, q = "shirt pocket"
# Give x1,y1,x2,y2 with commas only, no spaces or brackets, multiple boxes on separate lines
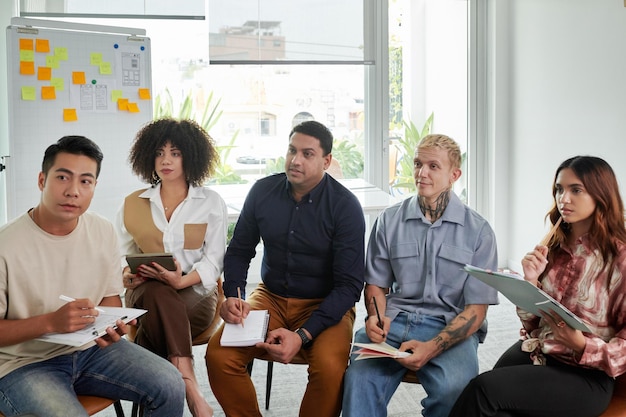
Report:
389,242,419,286
436,244,473,290
184,223,208,250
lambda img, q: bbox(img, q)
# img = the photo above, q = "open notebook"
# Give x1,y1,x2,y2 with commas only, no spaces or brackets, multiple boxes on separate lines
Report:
220,310,270,347
36,306,147,347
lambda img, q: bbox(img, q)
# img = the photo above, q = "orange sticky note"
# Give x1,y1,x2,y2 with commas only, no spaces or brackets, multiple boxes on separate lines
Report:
41,86,56,100
72,71,86,84
21,86,36,101
19,38,34,51
117,98,129,111
35,39,50,53
127,102,140,113
138,88,151,100
63,108,78,122
20,61,35,75
37,66,52,81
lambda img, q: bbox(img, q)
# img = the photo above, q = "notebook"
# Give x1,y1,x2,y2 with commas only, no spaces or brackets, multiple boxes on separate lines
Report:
352,341,411,360
220,310,270,347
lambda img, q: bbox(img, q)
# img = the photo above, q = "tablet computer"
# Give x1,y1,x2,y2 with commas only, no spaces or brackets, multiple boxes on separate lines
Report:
126,253,176,274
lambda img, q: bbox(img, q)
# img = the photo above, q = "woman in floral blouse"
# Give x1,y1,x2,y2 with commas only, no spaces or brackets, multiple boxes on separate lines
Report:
450,156,626,417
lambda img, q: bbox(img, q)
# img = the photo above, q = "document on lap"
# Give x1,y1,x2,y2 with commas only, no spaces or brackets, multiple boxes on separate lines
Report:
463,264,592,333
352,342,411,360
36,306,147,347
220,310,270,347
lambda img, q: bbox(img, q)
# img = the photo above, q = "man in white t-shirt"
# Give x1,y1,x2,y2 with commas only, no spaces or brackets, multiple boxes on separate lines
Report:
0,136,185,417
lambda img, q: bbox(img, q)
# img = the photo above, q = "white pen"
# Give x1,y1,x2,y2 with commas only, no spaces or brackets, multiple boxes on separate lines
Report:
59,295,106,313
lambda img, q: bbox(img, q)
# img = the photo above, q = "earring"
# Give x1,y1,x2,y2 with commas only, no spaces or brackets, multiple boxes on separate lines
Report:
151,171,160,184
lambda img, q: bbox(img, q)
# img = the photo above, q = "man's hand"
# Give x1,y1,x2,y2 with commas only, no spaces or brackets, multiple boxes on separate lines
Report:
256,328,303,364
220,297,250,325
51,298,99,334
365,315,389,343
95,318,137,348
396,339,438,371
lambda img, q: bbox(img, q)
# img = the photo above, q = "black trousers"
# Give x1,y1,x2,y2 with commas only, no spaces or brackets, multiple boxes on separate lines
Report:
448,340,614,417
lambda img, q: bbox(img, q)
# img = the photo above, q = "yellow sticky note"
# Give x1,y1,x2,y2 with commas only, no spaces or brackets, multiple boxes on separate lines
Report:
127,102,140,113
21,86,36,101
50,77,65,92
99,62,112,75
72,71,86,84
19,38,33,51
20,50,35,62
41,86,56,100
37,66,52,81
54,47,68,61
35,39,50,53
111,90,123,103
90,53,103,65
138,88,151,100
117,98,129,111
20,61,35,75
46,55,60,69
63,108,78,122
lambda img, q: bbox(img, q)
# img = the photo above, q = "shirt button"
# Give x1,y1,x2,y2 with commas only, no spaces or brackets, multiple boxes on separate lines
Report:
290,230,294,234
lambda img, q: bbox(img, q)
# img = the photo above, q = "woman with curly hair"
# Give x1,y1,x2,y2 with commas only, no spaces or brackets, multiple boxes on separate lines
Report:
115,118,227,417
449,155,626,417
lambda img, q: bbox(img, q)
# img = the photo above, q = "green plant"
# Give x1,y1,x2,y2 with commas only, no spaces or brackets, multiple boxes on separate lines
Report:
331,139,364,178
390,113,434,195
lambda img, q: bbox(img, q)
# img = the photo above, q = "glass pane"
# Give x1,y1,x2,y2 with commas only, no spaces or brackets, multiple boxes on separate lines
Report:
209,0,364,62
201,65,365,183
388,0,468,201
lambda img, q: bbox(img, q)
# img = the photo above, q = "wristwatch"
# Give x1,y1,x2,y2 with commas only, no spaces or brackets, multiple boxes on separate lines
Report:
295,328,312,348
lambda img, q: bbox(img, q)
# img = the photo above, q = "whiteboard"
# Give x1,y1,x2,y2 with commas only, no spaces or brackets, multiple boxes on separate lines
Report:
5,18,151,223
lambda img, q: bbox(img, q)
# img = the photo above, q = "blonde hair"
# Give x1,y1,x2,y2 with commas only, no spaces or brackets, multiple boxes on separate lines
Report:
417,134,462,169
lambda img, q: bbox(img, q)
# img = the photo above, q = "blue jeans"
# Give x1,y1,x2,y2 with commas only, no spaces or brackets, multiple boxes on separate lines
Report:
343,313,480,417
0,339,185,417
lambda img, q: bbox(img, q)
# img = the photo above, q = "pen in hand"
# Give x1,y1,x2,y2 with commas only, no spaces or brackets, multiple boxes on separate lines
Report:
237,287,244,328
59,295,106,313
372,296,384,333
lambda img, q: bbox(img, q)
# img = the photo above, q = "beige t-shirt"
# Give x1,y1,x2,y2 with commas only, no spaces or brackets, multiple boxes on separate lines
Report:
0,211,123,378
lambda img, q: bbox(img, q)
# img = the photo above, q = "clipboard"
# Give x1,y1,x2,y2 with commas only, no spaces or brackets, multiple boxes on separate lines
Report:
464,264,592,333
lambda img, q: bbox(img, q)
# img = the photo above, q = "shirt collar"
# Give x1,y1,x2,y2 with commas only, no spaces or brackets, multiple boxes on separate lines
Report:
138,183,202,202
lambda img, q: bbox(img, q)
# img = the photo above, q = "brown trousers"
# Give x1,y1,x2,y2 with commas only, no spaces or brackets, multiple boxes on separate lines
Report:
205,284,355,417
126,280,218,359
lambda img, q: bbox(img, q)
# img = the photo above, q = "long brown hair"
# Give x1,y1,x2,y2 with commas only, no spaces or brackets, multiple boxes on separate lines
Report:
544,156,626,279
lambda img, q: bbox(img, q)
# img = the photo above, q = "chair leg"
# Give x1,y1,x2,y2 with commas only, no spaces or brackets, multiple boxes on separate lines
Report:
113,400,126,417
131,402,140,417
265,361,274,410
246,359,254,376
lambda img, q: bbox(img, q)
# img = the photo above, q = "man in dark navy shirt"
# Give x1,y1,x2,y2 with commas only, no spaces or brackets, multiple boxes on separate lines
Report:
206,120,365,417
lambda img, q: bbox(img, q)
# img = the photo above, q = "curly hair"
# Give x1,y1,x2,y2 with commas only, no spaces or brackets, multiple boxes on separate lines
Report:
129,118,219,187
544,156,626,280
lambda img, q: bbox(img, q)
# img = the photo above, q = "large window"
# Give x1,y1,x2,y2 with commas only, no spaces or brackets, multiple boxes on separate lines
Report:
18,0,472,197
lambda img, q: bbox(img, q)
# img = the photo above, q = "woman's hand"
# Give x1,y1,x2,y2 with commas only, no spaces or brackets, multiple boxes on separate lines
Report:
521,245,549,286
541,309,586,355
137,259,186,289
122,266,147,290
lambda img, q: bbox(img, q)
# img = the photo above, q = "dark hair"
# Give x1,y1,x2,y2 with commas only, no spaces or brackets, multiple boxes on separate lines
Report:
289,120,333,155
42,135,104,178
129,118,219,187
545,156,626,279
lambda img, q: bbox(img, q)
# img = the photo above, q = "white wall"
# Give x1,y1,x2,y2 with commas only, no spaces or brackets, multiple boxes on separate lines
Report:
500,0,626,270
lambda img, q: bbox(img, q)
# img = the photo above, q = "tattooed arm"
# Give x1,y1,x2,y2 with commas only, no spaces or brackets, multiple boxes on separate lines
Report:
396,304,488,371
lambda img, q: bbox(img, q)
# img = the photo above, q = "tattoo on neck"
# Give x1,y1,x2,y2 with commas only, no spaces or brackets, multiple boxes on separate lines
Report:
419,190,450,221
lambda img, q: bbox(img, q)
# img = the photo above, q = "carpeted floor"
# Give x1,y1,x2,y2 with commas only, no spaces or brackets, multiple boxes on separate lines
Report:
99,292,521,417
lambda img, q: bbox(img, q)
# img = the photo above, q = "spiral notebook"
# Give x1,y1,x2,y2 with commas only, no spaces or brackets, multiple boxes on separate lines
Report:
220,310,270,347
